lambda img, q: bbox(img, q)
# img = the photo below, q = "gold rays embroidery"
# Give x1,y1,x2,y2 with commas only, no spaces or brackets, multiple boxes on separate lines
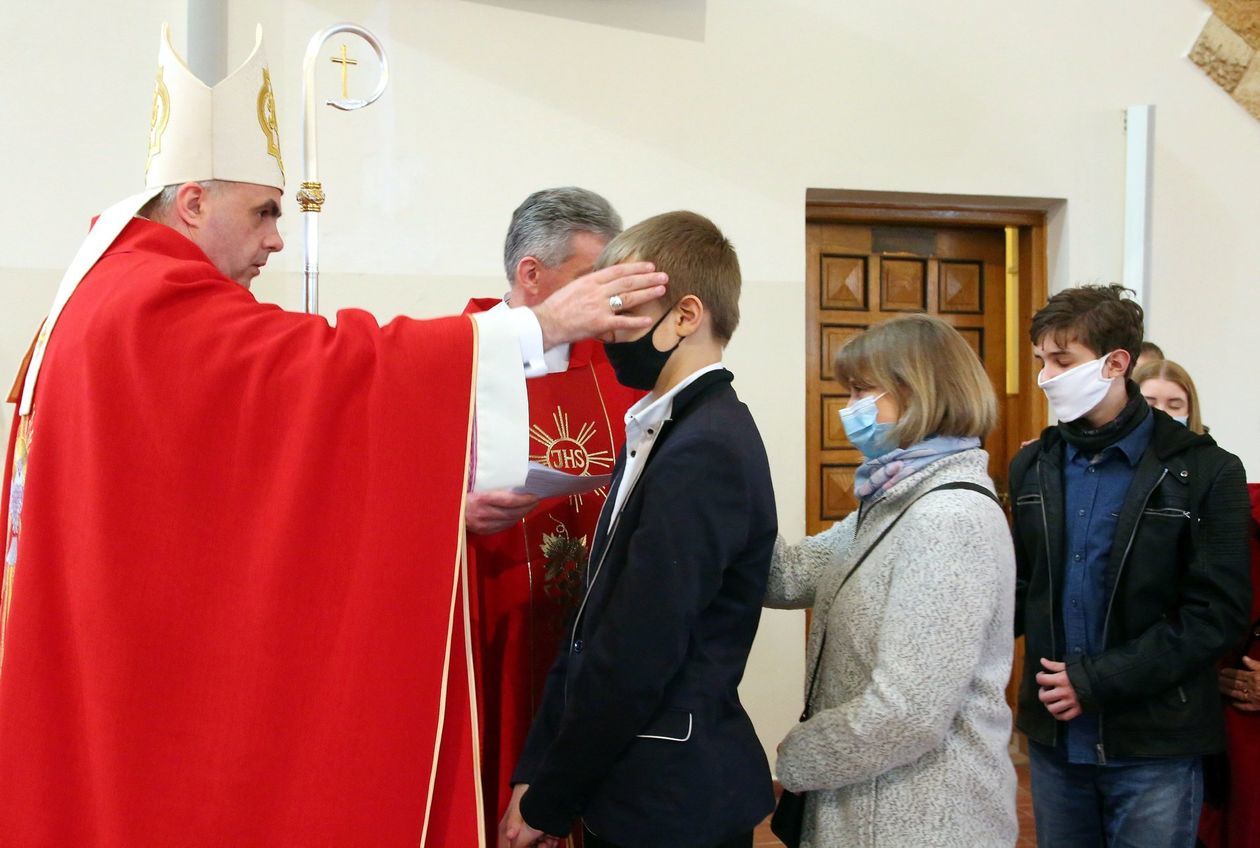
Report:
530,407,614,509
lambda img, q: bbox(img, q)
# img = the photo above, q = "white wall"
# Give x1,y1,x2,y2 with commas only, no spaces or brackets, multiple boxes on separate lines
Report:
3,0,1259,773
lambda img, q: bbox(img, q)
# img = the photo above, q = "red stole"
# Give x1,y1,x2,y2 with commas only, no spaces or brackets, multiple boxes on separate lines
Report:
462,298,641,836
0,219,483,846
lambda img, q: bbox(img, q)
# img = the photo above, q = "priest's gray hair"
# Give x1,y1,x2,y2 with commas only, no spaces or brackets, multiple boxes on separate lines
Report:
503,187,622,283
138,180,221,222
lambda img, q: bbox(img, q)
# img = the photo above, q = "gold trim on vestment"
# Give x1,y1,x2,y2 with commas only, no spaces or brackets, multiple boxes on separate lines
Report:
420,317,480,847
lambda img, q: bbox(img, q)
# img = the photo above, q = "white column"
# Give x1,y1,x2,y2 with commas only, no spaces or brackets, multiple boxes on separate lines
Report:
186,0,228,83
1122,105,1155,316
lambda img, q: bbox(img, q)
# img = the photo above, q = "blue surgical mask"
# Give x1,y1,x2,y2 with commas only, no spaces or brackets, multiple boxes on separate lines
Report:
840,392,897,459
1173,414,1189,427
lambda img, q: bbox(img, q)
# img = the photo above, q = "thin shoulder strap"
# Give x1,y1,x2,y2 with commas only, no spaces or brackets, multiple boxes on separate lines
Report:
798,481,1000,720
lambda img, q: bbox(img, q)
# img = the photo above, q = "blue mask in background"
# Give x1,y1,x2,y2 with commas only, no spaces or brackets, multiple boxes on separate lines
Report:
840,392,897,459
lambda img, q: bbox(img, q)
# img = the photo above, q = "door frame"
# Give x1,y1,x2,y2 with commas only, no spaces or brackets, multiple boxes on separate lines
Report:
805,187,1059,524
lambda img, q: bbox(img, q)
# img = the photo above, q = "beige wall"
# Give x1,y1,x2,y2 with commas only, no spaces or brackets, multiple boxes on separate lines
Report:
4,0,1259,773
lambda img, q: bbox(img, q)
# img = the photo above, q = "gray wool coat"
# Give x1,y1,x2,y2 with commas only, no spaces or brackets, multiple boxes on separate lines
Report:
766,449,1018,848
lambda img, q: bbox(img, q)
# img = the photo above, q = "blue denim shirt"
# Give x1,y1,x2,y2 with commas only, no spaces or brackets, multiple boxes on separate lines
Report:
1060,412,1153,764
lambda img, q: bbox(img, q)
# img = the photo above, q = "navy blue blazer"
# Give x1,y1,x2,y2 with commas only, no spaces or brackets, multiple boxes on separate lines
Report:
512,368,777,848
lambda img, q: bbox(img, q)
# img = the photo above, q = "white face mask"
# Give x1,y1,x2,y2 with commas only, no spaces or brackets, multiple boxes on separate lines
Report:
1037,356,1116,423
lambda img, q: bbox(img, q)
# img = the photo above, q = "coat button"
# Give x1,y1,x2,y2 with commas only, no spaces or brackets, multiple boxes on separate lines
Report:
1180,470,1189,478
573,640,584,653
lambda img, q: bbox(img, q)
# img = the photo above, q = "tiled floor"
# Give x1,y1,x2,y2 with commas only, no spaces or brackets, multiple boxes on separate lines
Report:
752,760,1037,847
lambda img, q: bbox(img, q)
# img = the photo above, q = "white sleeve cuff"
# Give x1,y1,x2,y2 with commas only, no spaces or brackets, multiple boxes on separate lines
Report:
505,306,549,378
468,309,531,491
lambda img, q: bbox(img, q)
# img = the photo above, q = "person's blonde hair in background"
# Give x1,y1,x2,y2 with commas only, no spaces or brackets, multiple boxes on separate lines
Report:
764,313,1017,847
1135,358,1205,434
833,313,996,446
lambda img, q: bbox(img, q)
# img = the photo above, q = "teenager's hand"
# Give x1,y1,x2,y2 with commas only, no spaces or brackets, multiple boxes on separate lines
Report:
498,784,558,848
1220,657,1260,712
1036,658,1082,721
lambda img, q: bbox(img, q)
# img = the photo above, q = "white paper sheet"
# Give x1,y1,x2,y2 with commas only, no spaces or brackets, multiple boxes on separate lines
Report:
513,462,612,498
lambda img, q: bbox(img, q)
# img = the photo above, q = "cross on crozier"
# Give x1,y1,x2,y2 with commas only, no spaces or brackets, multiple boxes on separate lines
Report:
330,44,358,99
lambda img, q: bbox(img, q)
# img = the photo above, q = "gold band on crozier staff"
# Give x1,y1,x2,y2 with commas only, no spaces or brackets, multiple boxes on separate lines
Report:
296,181,326,213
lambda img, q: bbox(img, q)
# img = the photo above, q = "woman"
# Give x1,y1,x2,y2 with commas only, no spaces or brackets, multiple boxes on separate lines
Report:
766,314,1017,847
1135,358,1205,433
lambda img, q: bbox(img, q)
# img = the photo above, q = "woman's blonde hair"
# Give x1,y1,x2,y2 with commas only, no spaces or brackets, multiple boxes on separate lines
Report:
834,314,997,447
1133,359,1204,434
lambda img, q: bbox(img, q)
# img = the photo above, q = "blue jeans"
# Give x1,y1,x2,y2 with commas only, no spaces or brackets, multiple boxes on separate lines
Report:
1028,742,1203,848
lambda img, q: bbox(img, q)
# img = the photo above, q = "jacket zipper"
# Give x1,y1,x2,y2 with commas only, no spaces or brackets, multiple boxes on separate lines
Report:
1094,467,1169,764
1036,464,1059,745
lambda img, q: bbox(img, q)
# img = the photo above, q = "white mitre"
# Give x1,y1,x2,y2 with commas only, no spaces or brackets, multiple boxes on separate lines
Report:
146,23,285,190
20,23,285,415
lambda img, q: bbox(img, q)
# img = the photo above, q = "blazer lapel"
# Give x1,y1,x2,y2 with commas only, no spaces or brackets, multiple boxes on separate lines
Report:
587,451,627,581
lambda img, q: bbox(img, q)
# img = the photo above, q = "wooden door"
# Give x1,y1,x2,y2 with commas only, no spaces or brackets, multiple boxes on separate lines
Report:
805,222,1010,536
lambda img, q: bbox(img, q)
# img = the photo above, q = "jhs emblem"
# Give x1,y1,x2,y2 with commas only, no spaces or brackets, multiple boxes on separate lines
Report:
530,407,613,507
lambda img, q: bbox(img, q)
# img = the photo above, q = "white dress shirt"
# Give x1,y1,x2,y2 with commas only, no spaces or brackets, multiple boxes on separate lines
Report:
608,363,727,521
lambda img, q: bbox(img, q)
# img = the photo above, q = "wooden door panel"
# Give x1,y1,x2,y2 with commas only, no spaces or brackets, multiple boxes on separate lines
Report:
820,255,869,310
880,258,929,312
939,260,984,314
805,222,1008,536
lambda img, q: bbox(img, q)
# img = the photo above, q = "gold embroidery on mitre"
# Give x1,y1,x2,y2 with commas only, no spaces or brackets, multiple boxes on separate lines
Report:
256,68,284,180
145,66,171,175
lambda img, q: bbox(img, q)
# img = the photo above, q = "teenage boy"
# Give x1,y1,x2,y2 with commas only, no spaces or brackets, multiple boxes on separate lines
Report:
498,212,777,848
1010,284,1250,847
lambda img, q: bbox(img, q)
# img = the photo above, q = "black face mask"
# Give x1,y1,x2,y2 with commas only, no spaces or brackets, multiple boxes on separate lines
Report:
602,309,682,391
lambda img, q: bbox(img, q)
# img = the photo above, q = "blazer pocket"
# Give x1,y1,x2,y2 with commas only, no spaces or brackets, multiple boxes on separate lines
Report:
1143,507,1191,519
1015,494,1042,507
635,709,693,742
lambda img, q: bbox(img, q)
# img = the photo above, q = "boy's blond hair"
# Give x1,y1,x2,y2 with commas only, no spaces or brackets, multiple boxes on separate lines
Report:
595,211,740,342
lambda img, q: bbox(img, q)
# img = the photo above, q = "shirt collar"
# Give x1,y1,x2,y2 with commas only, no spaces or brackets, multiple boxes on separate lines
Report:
1065,409,1153,467
624,363,726,449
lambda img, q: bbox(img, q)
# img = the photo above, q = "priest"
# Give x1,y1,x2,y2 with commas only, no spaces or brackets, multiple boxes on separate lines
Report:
463,188,644,838
0,25,665,848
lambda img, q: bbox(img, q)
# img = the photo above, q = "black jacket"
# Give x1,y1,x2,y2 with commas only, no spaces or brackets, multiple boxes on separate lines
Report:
513,369,777,847
1010,408,1251,758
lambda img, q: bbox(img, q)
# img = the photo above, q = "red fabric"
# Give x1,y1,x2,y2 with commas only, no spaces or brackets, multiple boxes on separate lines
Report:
1200,483,1260,848
461,298,641,837
0,219,483,846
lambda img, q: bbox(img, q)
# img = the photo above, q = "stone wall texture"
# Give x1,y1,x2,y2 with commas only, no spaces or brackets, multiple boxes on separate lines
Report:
1191,4,1260,121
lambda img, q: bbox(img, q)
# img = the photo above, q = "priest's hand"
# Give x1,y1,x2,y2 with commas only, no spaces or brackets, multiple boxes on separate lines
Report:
498,784,560,848
467,490,541,535
532,261,668,349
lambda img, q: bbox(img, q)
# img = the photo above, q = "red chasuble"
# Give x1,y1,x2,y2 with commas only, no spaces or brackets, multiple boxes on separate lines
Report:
0,218,484,846
461,298,641,835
